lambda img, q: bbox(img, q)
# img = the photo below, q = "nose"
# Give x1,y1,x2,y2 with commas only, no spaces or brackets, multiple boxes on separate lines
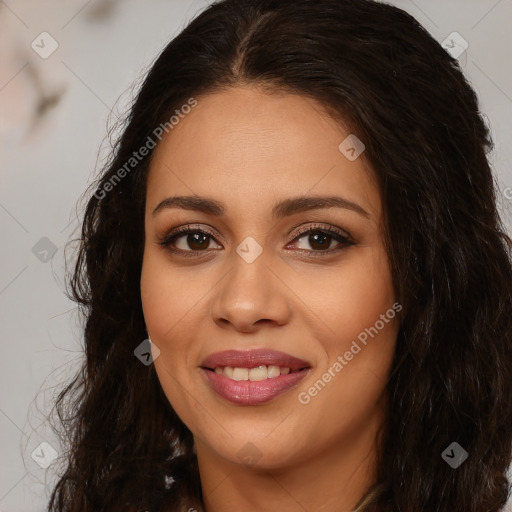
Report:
209,248,292,334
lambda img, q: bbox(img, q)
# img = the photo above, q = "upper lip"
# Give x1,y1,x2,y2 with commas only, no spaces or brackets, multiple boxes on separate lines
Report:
200,349,311,372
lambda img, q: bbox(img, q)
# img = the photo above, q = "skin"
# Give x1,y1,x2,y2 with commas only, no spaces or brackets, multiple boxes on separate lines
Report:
140,85,400,512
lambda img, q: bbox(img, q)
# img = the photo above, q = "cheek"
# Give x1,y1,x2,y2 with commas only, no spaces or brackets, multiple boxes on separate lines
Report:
334,247,398,385
140,249,204,345
289,244,396,349
336,247,396,344
140,250,207,420
291,245,398,415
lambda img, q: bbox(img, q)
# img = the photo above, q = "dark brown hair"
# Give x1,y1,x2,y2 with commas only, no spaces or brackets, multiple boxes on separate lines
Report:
49,0,512,510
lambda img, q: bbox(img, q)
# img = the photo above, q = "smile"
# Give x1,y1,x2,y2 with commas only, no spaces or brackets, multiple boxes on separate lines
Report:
200,349,311,405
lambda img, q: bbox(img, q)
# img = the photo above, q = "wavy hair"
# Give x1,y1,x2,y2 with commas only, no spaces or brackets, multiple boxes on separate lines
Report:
48,0,512,510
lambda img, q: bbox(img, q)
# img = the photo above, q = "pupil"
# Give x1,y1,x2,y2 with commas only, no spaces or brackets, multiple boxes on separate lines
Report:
309,233,330,250
188,233,209,250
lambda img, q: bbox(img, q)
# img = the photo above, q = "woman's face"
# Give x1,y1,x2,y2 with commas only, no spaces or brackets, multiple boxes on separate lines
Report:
140,85,399,473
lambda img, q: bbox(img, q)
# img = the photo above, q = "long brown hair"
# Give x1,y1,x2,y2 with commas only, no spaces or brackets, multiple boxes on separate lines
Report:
49,0,512,510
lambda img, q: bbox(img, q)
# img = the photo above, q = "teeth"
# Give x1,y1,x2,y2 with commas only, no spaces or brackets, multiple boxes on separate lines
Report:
232,367,249,381
268,365,281,378
249,365,267,381
212,365,293,381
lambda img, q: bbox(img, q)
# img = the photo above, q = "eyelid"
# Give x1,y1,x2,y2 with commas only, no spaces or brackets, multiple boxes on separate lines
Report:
158,223,220,242
289,222,353,243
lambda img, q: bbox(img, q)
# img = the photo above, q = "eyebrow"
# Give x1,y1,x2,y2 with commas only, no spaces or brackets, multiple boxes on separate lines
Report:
152,195,370,219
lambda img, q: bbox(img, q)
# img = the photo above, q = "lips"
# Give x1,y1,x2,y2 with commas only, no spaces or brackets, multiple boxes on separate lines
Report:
200,349,311,372
200,349,312,405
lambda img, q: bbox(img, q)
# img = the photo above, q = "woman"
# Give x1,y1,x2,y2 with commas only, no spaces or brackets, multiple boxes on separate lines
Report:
49,0,512,510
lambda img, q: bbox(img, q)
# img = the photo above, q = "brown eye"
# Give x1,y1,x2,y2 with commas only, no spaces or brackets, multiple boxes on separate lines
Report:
176,232,211,251
289,225,354,254
296,232,337,251
166,230,221,252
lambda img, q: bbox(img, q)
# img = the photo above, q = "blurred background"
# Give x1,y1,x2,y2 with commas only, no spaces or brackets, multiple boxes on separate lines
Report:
0,0,511,510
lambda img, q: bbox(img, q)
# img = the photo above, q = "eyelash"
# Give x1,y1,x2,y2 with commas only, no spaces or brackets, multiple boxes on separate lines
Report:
157,223,354,258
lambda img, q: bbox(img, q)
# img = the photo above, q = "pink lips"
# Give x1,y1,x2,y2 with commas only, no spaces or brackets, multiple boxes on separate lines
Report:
200,349,311,405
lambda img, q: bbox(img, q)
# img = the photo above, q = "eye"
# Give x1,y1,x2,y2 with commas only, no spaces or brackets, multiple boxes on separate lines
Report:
158,224,221,255
287,223,354,254
157,222,354,257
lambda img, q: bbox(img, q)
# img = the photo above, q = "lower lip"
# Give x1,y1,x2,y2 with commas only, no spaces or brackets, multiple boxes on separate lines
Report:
201,368,310,405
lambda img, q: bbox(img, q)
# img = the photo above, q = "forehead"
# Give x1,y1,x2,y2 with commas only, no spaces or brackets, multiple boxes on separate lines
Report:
146,86,381,222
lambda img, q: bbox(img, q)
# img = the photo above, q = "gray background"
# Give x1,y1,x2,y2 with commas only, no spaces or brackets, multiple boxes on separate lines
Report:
0,1,511,510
